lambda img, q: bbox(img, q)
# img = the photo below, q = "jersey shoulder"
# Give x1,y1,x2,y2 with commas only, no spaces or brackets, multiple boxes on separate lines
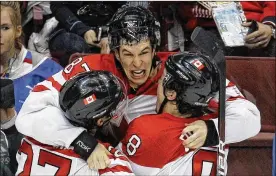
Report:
82,54,116,71
62,54,118,82
156,52,177,62
128,114,157,128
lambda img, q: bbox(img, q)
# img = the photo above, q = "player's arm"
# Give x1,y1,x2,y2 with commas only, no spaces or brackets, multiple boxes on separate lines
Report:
182,80,261,148
15,57,102,161
210,81,261,144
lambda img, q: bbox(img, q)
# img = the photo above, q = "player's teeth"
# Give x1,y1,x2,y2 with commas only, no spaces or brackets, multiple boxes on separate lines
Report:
133,70,143,74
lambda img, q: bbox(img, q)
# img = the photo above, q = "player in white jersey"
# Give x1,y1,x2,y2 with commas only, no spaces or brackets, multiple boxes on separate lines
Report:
16,5,260,170
120,52,259,175
16,138,133,175
16,71,134,175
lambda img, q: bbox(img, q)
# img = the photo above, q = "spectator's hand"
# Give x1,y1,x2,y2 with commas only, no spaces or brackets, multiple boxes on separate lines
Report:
84,30,100,47
100,37,110,54
243,22,273,49
181,120,207,149
0,108,16,123
87,143,111,169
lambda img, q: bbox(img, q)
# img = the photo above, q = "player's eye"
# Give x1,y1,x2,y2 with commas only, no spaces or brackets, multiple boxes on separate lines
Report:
140,51,149,55
123,53,134,58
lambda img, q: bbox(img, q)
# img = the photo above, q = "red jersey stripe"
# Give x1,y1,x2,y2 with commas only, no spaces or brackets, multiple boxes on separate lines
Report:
99,165,133,175
47,76,62,91
227,81,235,87
32,85,49,92
227,96,245,101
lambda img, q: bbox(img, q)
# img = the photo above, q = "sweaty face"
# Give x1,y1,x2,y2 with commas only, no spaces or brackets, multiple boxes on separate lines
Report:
116,40,155,89
0,6,21,59
156,69,167,113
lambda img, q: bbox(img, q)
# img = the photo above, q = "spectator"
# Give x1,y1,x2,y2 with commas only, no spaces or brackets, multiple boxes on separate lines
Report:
0,130,13,176
20,1,52,46
0,1,62,174
163,1,275,56
241,2,275,56
49,1,126,66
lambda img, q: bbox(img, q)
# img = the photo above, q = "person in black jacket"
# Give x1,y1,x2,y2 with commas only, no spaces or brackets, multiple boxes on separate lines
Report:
49,1,126,66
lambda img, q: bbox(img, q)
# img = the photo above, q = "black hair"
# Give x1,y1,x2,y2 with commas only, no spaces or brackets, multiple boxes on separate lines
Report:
164,80,206,117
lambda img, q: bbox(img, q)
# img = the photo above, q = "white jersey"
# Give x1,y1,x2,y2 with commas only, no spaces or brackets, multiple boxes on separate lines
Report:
16,53,260,149
16,137,134,175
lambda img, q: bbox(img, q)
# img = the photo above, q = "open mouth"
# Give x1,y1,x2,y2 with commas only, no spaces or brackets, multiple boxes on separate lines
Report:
131,70,146,79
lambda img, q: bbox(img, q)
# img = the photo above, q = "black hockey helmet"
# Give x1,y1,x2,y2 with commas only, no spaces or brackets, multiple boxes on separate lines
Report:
160,52,219,114
59,71,128,129
107,5,161,50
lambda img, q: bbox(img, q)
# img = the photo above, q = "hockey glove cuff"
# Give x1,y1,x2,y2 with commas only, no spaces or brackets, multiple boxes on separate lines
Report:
72,131,98,160
203,120,219,147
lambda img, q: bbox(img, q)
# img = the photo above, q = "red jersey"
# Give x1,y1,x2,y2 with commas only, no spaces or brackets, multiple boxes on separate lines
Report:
120,113,218,175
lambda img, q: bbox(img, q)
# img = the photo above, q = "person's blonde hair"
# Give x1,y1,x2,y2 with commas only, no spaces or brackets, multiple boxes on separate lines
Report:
1,1,22,49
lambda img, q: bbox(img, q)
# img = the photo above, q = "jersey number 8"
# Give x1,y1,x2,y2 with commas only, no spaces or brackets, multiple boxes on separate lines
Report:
126,135,141,156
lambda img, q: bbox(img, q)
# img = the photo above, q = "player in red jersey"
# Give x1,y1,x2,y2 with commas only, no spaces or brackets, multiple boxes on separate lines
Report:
16,6,260,170
121,52,222,175
16,71,134,175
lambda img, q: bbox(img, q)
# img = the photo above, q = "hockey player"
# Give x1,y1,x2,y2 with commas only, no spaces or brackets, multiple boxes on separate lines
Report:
16,71,134,175
16,5,260,169
120,52,220,175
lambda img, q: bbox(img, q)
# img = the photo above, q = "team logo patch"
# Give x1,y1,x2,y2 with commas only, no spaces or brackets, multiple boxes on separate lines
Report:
83,94,97,105
124,21,137,28
192,59,205,70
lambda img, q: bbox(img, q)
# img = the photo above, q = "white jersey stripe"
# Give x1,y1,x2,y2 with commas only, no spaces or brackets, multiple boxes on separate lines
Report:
52,70,67,86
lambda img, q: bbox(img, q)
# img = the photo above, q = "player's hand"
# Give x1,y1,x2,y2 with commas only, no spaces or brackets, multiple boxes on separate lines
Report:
243,22,273,49
87,143,111,170
0,107,16,123
181,120,207,149
84,29,100,47
100,37,110,54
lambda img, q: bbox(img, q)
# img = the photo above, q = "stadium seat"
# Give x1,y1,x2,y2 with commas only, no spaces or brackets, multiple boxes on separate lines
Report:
226,56,275,176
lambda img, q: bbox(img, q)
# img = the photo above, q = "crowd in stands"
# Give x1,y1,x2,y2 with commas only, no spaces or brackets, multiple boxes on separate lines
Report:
0,1,275,176
19,1,276,67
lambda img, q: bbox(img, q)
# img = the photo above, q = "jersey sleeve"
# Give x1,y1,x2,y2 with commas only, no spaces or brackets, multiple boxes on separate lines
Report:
16,54,117,148
15,56,98,148
208,79,261,144
260,2,276,26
